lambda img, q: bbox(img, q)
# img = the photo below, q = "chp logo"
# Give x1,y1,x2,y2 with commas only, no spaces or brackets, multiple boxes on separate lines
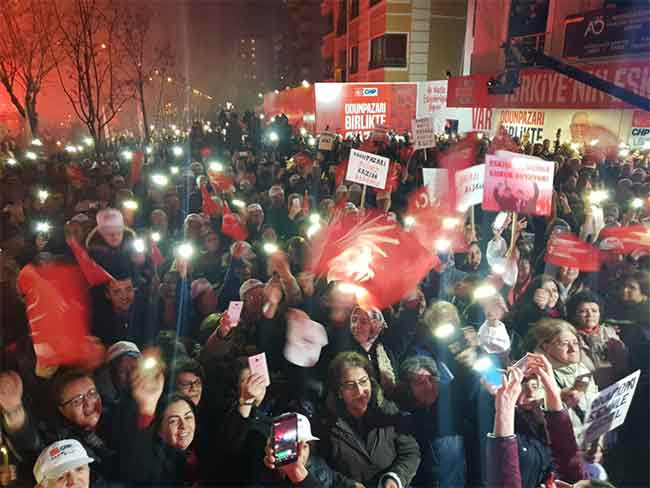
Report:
354,87,378,97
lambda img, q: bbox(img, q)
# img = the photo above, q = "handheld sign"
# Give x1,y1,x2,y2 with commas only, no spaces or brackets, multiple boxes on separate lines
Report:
455,164,485,211
412,117,436,150
582,369,640,445
346,149,390,189
318,132,335,151
482,152,554,216
422,168,449,201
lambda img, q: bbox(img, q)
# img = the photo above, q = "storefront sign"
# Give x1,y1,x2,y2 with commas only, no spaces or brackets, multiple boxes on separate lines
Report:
564,7,650,59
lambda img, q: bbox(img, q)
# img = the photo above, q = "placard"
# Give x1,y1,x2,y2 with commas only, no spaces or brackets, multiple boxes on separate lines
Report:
582,370,640,444
482,153,554,216
422,168,449,201
318,132,335,151
455,164,485,211
412,117,436,150
346,149,390,189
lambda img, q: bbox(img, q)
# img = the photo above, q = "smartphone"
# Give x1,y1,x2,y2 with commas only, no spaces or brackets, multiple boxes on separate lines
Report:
227,301,244,326
512,353,529,373
248,352,271,387
272,413,299,467
481,364,505,389
574,373,592,392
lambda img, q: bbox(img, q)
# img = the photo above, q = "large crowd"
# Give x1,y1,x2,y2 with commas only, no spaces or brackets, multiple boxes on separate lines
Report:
0,110,648,488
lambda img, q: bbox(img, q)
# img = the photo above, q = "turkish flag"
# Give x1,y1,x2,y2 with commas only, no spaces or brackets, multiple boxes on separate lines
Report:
66,238,115,286
598,225,650,254
400,144,414,163
18,263,105,368
308,210,436,309
439,133,480,211
544,231,601,272
406,188,467,253
201,185,222,217
384,161,401,193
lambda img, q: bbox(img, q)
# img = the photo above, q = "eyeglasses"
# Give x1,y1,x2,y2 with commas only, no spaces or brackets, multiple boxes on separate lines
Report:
60,389,99,409
178,378,202,391
551,339,580,349
340,376,370,391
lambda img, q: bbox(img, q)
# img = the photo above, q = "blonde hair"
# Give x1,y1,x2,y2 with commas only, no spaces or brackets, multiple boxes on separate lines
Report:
525,318,577,353
420,301,461,335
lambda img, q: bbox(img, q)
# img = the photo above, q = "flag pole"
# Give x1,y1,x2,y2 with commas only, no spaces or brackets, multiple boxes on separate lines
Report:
360,184,367,209
507,211,518,257
469,205,476,239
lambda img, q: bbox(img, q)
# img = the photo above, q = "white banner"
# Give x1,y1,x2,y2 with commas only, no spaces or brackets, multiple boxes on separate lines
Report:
346,149,390,189
412,117,436,150
318,132,335,151
422,168,449,201
582,369,640,445
455,164,485,211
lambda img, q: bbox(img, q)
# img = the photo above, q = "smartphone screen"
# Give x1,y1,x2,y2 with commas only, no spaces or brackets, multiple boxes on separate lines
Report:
248,352,271,387
272,413,298,467
227,301,244,326
481,364,505,389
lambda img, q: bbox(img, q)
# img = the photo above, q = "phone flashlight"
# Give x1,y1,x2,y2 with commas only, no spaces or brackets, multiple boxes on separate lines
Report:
151,174,169,187
306,222,321,238
142,357,157,371
473,356,493,373
150,231,161,243
473,284,497,301
6,158,17,166
177,242,194,259
133,238,146,253
35,221,51,233
309,213,321,224
442,217,460,230
588,190,608,205
404,215,416,228
209,161,224,172
172,146,183,157
631,198,643,209
263,242,279,255
435,238,451,252
269,131,279,143
122,150,134,161
122,199,139,210
231,199,246,209
434,322,456,339
170,166,180,175
37,189,49,203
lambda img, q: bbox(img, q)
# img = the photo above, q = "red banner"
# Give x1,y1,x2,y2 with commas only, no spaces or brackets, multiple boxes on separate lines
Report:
314,83,417,138
447,74,492,107
545,231,601,272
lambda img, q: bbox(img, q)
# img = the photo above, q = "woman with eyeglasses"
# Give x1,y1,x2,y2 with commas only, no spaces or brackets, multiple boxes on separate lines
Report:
0,369,118,484
320,352,420,488
525,319,599,445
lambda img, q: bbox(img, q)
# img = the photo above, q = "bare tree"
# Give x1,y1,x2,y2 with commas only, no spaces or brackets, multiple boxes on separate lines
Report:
0,0,60,138
119,3,174,147
54,0,133,153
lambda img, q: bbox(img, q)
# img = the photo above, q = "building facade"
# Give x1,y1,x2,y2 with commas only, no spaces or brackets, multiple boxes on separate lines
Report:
321,0,467,83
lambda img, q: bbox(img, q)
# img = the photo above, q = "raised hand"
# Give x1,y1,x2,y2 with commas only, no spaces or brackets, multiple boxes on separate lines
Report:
525,353,563,411
0,371,23,413
131,351,165,416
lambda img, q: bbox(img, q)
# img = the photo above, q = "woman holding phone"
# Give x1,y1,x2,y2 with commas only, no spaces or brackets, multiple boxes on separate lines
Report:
526,319,599,445
320,352,420,488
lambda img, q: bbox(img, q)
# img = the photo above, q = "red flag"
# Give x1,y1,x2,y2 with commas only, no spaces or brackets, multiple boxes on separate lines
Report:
406,188,467,253
130,151,144,188
65,164,91,186
151,242,165,268
308,210,436,309
544,231,601,272
221,202,248,241
17,263,105,368
66,238,115,286
335,160,349,187
302,190,310,214
208,170,235,192
598,225,650,254
400,144,414,163
201,185,221,217
439,133,480,211
385,162,401,193
200,147,213,159
489,126,521,154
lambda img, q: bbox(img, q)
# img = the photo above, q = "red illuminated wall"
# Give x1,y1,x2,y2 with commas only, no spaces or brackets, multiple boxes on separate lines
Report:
263,86,316,130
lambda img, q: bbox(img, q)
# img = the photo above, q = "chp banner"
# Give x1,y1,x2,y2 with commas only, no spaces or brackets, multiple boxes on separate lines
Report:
314,82,417,138
455,164,485,211
582,370,640,445
318,132,336,151
629,110,650,149
422,168,449,202
346,149,390,189
412,117,436,150
483,151,554,216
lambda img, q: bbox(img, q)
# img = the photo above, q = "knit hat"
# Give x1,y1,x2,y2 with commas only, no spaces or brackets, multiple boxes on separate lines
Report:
239,279,264,299
96,208,124,230
105,341,140,363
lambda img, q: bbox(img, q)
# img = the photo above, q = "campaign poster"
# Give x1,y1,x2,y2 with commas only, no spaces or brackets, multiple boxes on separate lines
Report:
482,153,554,216
318,132,335,151
314,82,417,139
412,117,436,150
422,168,449,202
582,370,640,445
416,80,473,134
346,149,390,190
455,164,485,211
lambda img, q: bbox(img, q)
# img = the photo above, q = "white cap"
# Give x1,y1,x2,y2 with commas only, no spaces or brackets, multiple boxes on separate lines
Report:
33,439,94,484
284,309,328,368
296,413,319,442
191,278,213,300
239,279,264,300
105,341,140,363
